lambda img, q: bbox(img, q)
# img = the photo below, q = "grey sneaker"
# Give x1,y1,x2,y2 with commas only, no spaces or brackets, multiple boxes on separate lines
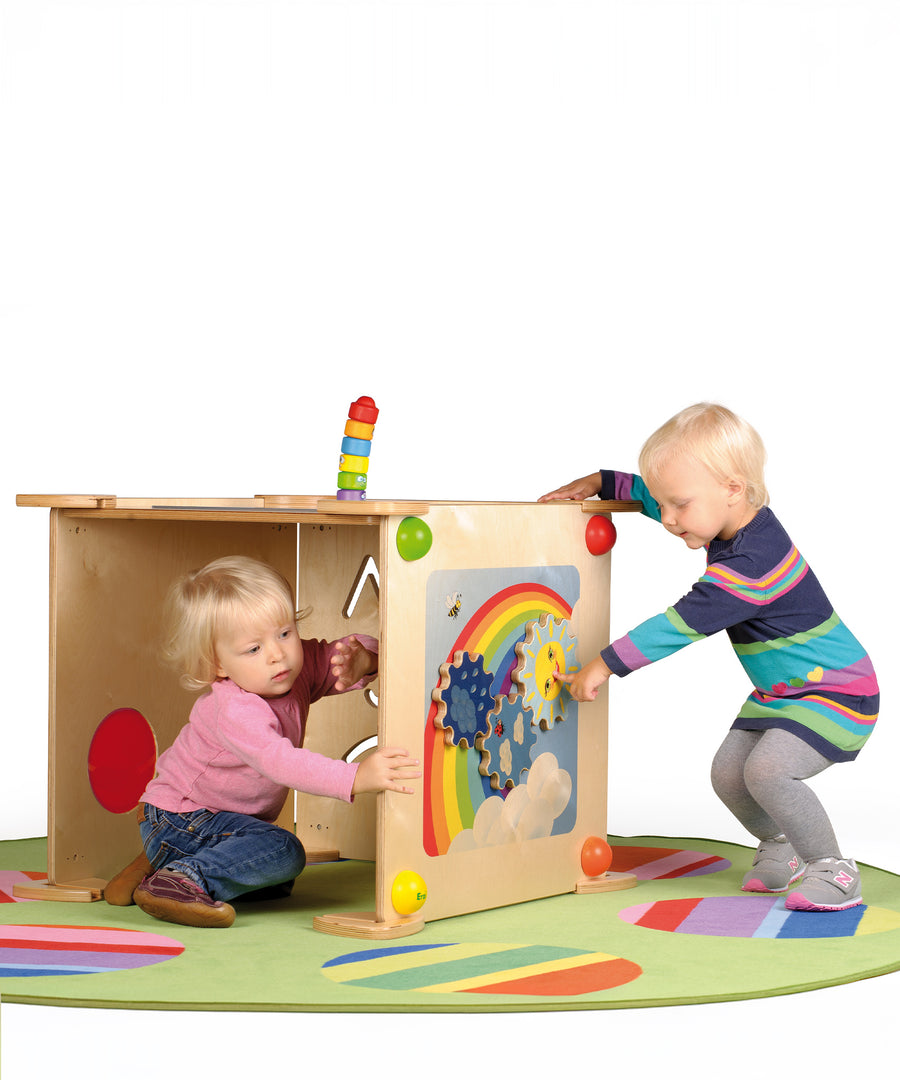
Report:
786,857,863,911
741,835,805,893
134,869,235,928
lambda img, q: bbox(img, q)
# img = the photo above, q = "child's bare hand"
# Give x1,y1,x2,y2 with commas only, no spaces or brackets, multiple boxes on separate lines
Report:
554,655,611,702
537,472,603,503
331,636,378,692
352,747,421,796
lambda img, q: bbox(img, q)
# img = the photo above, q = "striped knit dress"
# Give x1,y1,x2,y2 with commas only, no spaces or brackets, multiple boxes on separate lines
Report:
598,471,879,762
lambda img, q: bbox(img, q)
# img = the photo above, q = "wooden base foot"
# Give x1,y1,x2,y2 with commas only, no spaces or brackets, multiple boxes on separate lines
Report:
12,879,104,903
305,848,341,864
313,910,425,939
574,870,639,894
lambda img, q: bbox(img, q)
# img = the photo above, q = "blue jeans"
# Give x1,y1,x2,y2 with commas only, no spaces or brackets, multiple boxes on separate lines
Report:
139,804,307,902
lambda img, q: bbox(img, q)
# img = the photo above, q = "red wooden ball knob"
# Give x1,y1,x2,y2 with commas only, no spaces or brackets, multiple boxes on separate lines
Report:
585,515,617,555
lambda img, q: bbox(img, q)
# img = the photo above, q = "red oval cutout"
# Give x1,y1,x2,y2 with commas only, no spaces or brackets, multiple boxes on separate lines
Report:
87,708,157,814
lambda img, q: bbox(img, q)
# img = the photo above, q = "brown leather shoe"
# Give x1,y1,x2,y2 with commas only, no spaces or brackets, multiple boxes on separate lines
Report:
104,851,154,906
134,869,236,928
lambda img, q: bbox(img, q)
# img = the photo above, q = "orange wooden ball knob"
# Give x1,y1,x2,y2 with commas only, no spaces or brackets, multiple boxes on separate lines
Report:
581,835,613,877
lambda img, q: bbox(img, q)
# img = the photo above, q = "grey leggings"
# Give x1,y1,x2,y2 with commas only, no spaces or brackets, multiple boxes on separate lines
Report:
710,728,841,861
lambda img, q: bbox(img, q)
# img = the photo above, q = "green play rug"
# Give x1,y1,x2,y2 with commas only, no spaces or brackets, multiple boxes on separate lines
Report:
2,835,899,1012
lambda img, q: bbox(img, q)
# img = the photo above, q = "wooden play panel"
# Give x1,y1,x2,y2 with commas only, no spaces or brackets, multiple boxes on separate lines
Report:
16,493,641,933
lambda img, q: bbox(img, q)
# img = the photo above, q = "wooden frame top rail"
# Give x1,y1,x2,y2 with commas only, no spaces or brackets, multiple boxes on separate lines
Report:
16,494,643,516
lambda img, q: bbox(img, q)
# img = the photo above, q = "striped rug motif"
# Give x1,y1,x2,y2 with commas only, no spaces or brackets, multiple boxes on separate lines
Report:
0,924,184,977
322,941,642,996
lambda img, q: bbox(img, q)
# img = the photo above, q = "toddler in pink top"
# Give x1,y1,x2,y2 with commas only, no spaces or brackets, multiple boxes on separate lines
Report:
108,555,420,928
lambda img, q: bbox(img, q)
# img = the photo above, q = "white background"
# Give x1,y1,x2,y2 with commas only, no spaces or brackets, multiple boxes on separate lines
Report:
2,0,897,1073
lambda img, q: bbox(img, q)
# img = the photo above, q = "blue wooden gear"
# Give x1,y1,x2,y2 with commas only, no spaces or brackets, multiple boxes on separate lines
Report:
432,650,494,748
476,692,537,790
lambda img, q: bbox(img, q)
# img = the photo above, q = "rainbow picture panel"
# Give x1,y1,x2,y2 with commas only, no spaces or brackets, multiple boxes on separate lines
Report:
423,567,581,857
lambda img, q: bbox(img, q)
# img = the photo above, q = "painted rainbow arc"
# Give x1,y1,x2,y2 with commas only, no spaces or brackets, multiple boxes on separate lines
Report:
424,583,572,856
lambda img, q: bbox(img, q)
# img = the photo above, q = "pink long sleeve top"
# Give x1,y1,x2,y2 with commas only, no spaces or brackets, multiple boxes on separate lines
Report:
140,636,376,822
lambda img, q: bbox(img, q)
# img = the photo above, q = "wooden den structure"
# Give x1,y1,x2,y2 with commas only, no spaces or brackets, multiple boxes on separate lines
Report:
15,494,639,935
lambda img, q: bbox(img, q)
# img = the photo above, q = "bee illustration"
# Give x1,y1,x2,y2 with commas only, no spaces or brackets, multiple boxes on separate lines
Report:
445,592,462,619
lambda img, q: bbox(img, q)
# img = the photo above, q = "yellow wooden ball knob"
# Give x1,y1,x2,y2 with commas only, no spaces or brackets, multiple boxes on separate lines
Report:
391,870,428,916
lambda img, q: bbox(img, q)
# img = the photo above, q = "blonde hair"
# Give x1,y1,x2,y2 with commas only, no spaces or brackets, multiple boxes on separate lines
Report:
638,402,769,508
162,555,302,692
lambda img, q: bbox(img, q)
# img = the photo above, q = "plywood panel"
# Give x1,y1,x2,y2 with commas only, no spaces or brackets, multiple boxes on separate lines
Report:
48,512,296,886
294,521,381,860
376,503,611,924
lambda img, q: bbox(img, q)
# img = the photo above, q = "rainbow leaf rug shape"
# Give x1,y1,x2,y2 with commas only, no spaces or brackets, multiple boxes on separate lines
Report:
0,924,184,977
322,941,642,997
619,896,900,939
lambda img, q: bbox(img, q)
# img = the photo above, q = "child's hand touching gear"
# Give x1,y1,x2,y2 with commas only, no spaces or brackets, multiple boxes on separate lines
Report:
553,655,612,702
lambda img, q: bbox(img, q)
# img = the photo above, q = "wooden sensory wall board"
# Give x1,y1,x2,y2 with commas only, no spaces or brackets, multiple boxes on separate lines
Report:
354,502,613,930
44,510,298,893
294,520,381,862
